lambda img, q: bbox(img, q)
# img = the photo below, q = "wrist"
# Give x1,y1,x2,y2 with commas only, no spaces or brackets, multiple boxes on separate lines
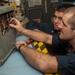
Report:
18,27,24,33
18,44,25,50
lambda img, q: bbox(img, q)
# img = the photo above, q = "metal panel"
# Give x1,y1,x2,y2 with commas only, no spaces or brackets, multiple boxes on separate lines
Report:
0,6,14,14
0,6,16,66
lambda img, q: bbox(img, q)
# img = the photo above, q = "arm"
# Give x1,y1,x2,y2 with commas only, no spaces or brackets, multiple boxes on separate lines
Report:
10,18,53,45
21,28,53,44
16,41,58,73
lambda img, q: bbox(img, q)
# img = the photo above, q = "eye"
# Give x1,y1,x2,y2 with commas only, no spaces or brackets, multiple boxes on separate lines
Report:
53,15,57,19
53,15,62,21
58,17,62,21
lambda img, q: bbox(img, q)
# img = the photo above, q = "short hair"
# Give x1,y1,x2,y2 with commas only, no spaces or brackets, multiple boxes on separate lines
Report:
55,5,71,12
64,7,75,30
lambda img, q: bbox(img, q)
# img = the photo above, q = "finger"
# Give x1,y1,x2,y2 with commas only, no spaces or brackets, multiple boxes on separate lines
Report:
10,18,15,22
9,24,16,28
16,41,25,45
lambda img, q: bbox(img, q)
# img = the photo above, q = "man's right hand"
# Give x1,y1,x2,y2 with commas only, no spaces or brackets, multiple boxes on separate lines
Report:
9,18,24,32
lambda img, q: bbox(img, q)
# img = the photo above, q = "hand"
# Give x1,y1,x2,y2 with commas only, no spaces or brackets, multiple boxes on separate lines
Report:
15,40,27,50
9,18,24,32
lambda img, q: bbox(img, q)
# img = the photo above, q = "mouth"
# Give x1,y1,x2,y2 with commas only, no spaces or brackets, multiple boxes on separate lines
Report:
54,25,58,28
54,23,58,27
54,25,59,30
59,31,63,35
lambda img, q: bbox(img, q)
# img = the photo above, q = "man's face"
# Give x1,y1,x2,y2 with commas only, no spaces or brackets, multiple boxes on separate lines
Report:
53,11,63,30
59,14,75,40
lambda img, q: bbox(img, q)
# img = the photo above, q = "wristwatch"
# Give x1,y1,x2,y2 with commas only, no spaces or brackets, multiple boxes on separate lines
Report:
18,44,25,50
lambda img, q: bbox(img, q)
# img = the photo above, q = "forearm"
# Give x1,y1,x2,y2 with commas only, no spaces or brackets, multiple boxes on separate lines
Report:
9,17,52,44
20,45,58,73
20,28,52,44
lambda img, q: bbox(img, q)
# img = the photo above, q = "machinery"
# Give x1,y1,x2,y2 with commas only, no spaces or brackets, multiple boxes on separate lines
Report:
0,6,16,66
21,0,60,23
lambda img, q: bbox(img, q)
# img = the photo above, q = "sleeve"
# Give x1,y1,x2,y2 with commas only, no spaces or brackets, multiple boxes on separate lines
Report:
51,34,72,55
52,34,69,48
52,34,71,52
56,53,75,75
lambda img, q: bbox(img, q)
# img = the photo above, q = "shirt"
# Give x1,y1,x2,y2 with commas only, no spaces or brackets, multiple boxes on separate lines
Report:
26,20,71,55
56,51,75,75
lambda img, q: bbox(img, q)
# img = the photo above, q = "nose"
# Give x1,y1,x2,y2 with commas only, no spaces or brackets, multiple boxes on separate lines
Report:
58,22,63,29
54,18,58,22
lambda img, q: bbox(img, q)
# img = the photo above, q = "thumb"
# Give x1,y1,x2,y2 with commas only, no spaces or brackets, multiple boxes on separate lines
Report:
9,24,16,28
